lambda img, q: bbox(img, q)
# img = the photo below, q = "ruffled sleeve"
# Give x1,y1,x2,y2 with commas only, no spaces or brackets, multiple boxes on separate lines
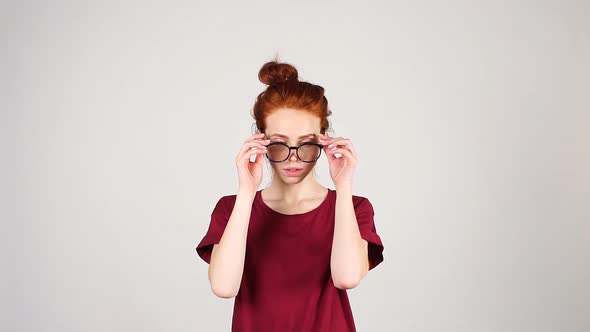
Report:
196,196,232,264
354,197,384,270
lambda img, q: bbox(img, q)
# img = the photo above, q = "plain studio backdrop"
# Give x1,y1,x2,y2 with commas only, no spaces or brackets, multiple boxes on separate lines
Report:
2,0,589,331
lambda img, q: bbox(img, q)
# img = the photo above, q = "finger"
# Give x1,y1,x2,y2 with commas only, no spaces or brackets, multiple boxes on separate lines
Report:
326,147,352,161
323,138,355,156
250,133,265,140
318,136,344,147
238,143,268,162
317,135,335,145
250,140,270,149
254,148,266,165
243,148,267,163
245,133,266,143
323,144,339,161
326,147,355,162
321,137,344,146
254,136,272,146
334,139,356,156
240,141,269,155
245,145,268,158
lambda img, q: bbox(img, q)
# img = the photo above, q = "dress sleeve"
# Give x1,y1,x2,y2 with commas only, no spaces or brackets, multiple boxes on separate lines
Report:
354,197,384,271
196,196,231,264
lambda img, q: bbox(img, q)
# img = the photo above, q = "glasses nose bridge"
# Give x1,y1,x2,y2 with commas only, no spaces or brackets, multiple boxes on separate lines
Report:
287,145,299,160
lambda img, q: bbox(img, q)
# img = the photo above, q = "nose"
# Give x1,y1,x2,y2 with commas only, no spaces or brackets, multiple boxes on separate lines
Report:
289,148,298,161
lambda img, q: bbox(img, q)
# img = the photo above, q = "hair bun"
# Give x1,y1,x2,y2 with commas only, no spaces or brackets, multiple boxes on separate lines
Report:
258,60,298,86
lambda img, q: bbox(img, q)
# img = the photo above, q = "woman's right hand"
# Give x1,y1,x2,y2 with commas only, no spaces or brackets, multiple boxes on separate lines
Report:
235,133,270,194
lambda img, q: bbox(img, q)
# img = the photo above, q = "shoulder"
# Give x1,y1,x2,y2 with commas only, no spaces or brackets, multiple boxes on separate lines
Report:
334,189,370,204
349,194,375,220
218,193,237,204
211,194,238,214
351,193,372,209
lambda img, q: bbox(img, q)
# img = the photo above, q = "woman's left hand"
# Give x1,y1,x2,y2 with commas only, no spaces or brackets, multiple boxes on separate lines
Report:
318,133,357,189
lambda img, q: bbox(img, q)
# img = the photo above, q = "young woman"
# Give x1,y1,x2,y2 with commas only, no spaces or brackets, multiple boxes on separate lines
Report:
196,59,384,331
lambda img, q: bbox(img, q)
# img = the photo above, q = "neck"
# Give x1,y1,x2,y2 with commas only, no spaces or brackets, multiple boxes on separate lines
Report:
264,174,326,200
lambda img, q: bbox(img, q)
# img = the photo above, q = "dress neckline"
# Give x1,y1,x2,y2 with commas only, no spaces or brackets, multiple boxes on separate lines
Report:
255,187,333,218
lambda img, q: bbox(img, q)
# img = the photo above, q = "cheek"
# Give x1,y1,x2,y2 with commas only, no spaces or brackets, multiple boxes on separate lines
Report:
301,163,316,173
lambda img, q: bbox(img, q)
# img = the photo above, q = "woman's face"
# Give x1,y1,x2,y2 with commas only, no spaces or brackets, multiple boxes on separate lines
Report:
262,108,322,183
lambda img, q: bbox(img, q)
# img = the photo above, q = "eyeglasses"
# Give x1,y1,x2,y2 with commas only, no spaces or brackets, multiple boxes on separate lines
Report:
264,141,323,163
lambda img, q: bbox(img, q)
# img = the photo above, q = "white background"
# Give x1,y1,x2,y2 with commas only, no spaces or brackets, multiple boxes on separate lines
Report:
2,0,589,331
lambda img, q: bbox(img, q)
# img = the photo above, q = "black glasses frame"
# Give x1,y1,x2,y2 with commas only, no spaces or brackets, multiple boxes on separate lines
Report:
264,142,324,163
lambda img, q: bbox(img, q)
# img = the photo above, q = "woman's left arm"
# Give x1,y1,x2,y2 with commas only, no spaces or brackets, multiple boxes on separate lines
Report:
318,133,369,289
330,185,369,290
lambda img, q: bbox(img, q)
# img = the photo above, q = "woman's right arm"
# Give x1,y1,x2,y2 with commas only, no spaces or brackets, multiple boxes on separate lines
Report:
207,133,269,298
208,188,256,298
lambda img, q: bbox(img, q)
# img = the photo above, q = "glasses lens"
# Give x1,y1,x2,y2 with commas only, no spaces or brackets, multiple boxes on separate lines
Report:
267,143,289,161
298,143,321,162
266,143,320,162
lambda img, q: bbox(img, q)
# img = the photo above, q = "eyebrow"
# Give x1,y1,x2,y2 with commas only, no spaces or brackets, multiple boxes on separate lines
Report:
269,133,317,139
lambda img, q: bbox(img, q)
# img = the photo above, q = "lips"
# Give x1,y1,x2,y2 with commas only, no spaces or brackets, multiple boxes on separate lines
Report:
284,168,303,176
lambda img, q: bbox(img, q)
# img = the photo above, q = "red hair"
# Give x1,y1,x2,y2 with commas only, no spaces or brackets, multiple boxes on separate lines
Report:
251,56,333,135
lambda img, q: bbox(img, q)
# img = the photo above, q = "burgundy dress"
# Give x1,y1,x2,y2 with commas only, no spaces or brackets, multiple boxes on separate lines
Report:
196,188,384,331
